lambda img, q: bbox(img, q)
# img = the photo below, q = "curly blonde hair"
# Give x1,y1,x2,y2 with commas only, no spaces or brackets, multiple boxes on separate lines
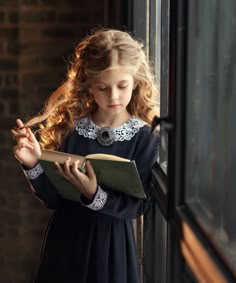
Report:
24,29,159,150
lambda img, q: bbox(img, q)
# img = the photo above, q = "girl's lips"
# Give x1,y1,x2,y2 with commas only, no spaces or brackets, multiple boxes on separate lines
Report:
107,104,121,108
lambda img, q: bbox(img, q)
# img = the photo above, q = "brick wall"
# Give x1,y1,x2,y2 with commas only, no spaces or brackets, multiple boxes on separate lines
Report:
0,1,122,282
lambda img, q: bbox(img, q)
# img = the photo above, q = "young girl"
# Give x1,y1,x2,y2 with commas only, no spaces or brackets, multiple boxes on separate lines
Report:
12,29,159,283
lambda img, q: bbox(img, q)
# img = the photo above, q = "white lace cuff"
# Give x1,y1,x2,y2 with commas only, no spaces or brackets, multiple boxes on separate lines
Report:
82,186,108,210
24,163,44,180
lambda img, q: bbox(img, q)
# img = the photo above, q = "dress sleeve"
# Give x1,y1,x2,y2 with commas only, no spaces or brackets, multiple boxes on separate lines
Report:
81,130,160,219
23,163,63,210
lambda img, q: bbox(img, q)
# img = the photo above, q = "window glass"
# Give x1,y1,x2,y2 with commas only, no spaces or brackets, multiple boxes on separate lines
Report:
159,0,169,174
133,0,163,170
185,0,236,273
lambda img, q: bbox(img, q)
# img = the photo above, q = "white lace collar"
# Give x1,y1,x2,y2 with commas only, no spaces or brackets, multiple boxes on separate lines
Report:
74,116,146,144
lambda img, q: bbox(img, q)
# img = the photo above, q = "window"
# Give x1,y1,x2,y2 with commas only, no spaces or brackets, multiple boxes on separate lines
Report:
185,0,236,275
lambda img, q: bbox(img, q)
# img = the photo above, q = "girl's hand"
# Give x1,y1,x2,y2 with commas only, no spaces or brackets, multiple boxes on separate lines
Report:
11,119,41,168
55,158,97,200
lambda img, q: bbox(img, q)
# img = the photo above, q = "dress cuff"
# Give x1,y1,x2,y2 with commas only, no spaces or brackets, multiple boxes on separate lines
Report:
24,163,44,180
81,186,108,211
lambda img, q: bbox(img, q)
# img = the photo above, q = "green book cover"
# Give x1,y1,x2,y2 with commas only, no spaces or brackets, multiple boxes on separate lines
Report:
39,151,146,202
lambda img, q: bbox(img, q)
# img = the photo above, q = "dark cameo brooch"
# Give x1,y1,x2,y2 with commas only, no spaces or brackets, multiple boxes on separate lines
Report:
97,127,116,146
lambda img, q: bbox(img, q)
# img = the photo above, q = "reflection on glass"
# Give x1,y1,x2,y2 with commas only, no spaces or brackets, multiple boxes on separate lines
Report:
185,0,236,275
157,0,169,175
149,0,164,168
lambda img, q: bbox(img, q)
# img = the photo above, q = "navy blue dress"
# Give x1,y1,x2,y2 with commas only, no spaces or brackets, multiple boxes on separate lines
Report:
24,117,159,283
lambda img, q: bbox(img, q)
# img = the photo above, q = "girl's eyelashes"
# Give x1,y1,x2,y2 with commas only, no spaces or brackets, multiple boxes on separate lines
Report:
95,84,128,91
118,84,128,89
93,84,106,91
98,86,107,91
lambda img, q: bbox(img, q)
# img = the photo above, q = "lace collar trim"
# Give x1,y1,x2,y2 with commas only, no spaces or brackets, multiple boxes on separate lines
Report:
75,116,146,143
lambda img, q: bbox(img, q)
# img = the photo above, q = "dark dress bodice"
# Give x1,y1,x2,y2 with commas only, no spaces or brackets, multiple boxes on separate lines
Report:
25,118,159,283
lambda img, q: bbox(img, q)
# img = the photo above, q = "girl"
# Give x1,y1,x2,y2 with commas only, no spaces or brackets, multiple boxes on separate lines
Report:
12,29,159,283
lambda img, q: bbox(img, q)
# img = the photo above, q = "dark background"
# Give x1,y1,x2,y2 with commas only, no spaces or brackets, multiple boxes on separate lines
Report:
0,1,124,281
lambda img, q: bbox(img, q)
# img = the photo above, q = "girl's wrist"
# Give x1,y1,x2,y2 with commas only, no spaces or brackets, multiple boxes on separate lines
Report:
84,188,97,200
80,186,108,211
22,160,38,170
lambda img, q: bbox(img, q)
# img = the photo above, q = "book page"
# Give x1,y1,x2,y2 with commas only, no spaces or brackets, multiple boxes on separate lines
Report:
40,150,129,165
86,153,129,162
40,150,85,167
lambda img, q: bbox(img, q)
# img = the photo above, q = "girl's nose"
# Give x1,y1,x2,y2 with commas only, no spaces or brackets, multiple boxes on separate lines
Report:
109,88,119,99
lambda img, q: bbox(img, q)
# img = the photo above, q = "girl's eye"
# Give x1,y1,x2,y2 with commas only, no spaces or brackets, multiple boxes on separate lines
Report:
97,87,107,91
118,85,128,89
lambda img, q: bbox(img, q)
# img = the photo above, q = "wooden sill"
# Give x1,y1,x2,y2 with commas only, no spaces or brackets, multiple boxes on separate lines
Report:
181,222,227,283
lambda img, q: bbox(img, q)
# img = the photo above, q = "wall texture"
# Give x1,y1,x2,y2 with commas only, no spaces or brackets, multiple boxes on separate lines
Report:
0,1,122,282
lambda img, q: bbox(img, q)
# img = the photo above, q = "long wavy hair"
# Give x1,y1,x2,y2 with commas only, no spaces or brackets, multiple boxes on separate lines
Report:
23,29,159,150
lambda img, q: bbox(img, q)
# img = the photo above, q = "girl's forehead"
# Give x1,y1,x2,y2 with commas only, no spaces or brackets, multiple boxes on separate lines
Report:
93,68,134,84
95,66,135,80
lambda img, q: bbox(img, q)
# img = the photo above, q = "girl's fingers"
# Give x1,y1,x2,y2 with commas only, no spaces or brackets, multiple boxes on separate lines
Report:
62,158,76,179
26,127,37,142
11,129,19,140
64,157,72,171
85,160,95,179
14,142,34,150
13,119,38,145
16,119,24,128
71,160,84,174
12,119,27,141
55,162,70,179
54,162,63,174
11,130,28,139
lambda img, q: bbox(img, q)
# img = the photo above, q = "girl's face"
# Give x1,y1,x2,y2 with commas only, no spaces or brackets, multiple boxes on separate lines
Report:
90,67,135,118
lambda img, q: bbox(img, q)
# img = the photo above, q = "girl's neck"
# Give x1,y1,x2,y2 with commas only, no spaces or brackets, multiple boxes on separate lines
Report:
91,110,131,128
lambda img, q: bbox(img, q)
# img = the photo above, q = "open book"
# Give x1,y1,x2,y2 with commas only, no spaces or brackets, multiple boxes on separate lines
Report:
39,150,146,202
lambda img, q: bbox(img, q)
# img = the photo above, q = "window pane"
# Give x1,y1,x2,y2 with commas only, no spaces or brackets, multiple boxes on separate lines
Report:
149,0,162,161
159,0,169,174
185,0,236,274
